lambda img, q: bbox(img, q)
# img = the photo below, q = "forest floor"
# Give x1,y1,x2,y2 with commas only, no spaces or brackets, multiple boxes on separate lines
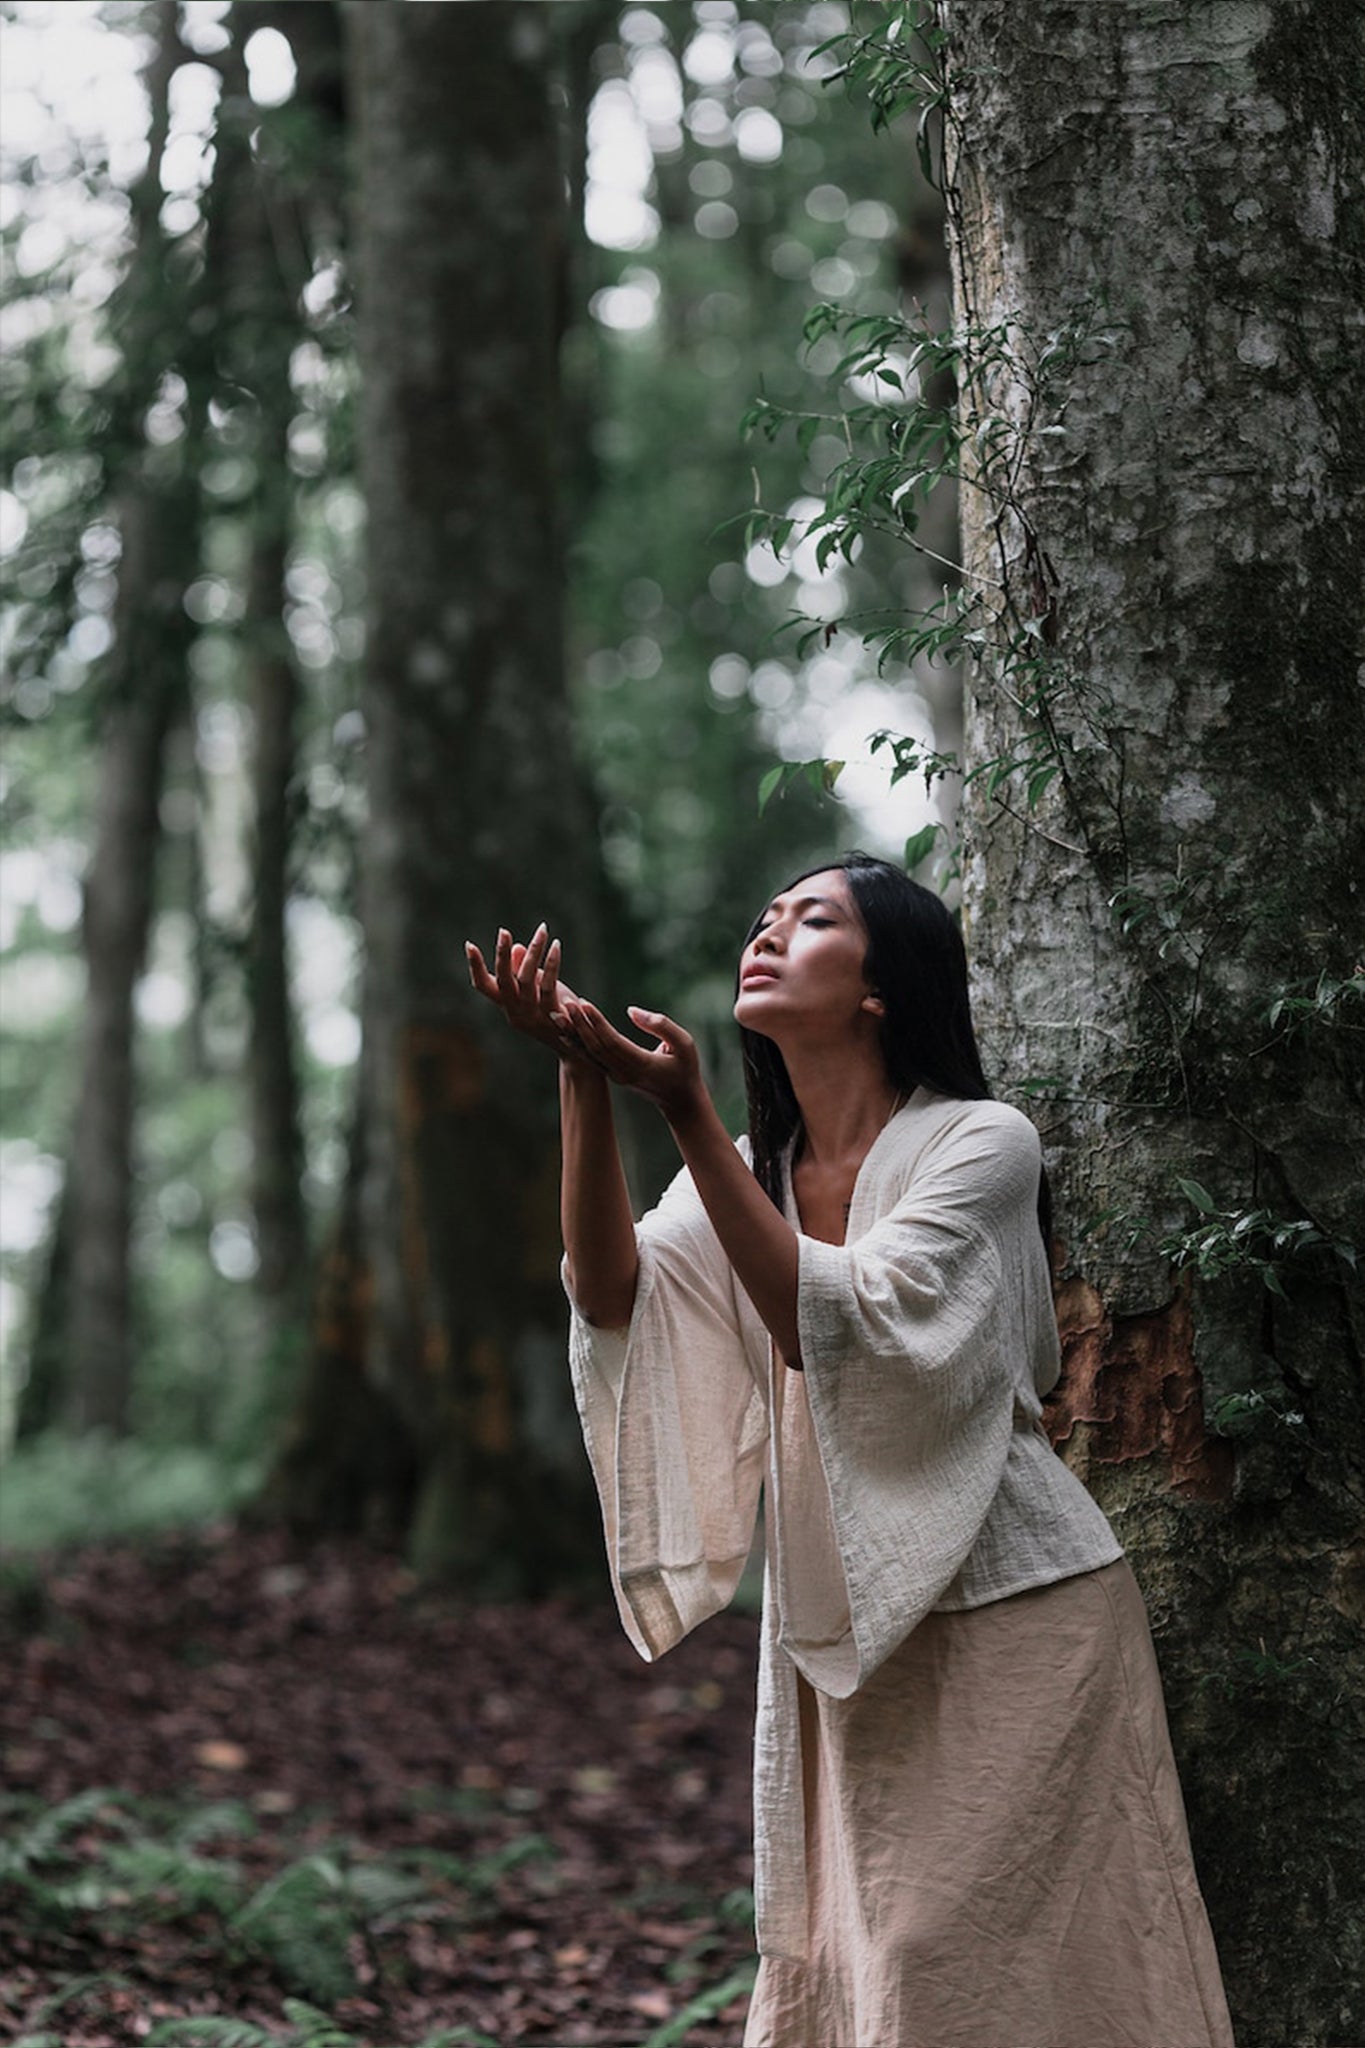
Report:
0,1523,761,2047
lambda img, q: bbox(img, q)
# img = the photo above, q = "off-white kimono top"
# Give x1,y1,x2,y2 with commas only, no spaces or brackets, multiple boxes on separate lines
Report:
565,1087,1122,1960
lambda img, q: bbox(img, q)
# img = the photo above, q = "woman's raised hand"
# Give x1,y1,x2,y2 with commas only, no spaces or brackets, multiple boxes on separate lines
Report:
556,998,706,1123
467,928,706,1116
466,925,592,1066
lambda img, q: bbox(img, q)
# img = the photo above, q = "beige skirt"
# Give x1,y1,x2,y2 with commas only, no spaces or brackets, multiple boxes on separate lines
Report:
744,1560,1235,2048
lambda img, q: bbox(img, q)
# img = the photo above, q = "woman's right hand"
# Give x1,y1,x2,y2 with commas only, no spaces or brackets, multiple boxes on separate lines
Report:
466,925,596,1069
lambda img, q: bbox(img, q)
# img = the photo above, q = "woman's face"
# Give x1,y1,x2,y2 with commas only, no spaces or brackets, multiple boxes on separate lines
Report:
733,869,880,1042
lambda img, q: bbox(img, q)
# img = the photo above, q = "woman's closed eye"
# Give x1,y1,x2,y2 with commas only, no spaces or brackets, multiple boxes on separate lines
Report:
753,916,834,941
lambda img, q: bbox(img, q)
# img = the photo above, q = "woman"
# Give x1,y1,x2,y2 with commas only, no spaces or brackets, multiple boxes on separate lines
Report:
467,853,1234,2048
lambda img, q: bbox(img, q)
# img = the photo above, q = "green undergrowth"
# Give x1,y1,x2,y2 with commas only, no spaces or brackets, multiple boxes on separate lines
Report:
0,1787,556,2017
15,2001,504,2048
2,1789,755,2046
0,1431,258,1554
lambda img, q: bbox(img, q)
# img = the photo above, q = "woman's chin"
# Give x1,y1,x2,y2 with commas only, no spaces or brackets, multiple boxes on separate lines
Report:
734,992,781,1034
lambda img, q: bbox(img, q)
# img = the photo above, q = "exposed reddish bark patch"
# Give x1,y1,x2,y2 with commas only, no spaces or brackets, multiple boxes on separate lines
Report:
314,1233,373,1364
401,1021,487,1119
1048,1277,1234,1502
469,1334,515,1455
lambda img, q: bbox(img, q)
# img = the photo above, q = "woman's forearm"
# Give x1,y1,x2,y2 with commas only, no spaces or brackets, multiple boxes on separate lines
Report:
560,1063,639,1327
665,1091,802,1366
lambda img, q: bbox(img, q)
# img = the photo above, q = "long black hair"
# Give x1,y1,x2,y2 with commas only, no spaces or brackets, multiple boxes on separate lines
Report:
738,851,1052,1249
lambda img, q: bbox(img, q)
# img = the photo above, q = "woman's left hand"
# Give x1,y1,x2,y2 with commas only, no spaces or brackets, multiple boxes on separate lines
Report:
559,999,706,1124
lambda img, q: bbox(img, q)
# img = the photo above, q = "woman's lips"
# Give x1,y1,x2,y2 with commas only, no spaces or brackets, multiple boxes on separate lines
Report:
741,967,780,987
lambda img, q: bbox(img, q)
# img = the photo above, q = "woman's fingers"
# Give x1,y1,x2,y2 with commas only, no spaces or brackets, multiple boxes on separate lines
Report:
539,936,562,1010
466,941,498,999
469,929,545,1014
568,1000,669,1080
558,998,609,1060
493,926,519,998
488,925,549,1002
514,923,549,996
626,1005,692,1054
471,938,652,1084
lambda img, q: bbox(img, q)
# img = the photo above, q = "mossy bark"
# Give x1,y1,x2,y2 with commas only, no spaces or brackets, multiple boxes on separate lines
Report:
945,4,1365,2041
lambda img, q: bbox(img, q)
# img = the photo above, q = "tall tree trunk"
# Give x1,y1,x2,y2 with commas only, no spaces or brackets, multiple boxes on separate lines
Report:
243,515,308,1320
944,5,1364,2041
215,26,312,1339
279,2,607,1590
63,2,200,1434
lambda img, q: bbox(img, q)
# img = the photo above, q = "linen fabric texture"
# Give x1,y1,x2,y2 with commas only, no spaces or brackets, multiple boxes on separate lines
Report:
565,1088,1234,2046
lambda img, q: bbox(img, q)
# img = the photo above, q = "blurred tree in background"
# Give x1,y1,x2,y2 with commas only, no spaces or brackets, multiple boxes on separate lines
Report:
38,0,207,1440
273,0,614,1586
0,1,947,1566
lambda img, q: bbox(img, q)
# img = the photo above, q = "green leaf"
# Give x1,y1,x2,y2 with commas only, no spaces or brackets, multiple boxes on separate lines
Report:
903,822,939,869
757,765,785,814
1176,1177,1217,1214
1025,761,1060,807
280,2002,356,2044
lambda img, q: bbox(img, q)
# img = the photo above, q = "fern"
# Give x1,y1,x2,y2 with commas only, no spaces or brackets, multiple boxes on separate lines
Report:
230,1855,357,2005
25,1969,136,2024
147,2010,360,2048
280,2003,362,2048
100,1837,242,1913
412,2030,501,2047
1,1792,546,2023
0,1788,131,1877
146,2023,287,2048
641,1960,760,2047
173,1800,256,1849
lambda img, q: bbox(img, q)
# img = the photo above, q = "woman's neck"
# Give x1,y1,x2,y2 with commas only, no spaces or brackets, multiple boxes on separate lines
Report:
784,1038,905,1168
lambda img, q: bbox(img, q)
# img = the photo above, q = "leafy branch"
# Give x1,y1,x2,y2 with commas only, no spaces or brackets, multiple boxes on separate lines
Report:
1263,966,1365,1038
1161,1178,1357,1299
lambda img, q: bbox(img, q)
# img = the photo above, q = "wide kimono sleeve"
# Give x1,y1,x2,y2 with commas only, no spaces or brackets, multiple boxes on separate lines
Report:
776,1101,1049,1698
565,1155,768,1665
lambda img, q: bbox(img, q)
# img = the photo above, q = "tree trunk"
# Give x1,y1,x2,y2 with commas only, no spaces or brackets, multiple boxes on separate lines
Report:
243,515,308,1320
279,2,607,1590
215,27,312,1341
945,5,1364,2041
63,2,199,1434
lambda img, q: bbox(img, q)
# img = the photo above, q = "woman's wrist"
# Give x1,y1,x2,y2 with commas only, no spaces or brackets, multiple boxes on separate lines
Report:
661,1079,718,1142
560,1057,611,1095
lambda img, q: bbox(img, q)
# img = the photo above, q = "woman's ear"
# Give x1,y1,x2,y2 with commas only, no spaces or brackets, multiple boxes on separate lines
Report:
860,991,887,1017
